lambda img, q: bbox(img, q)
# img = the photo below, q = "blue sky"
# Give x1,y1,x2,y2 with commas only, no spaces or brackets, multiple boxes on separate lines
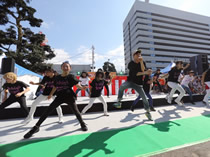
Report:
18,0,210,71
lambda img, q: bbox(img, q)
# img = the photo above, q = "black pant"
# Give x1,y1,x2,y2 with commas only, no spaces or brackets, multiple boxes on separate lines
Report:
153,81,162,92
36,95,84,127
0,95,29,116
104,84,109,96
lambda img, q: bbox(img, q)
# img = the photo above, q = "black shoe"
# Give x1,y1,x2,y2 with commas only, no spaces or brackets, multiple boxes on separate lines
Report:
130,105,135,112
81,123,88,131
24,126,40,139
150,107,156,112
145,112,153,121
190,101,195,105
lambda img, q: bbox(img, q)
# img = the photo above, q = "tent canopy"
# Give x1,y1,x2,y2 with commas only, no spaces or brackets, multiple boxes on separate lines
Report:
152,61,175,77
15,64,43,78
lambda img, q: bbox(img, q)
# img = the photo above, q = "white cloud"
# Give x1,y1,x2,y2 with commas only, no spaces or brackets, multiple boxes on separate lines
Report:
41,21,50,29
105,45,125,71
46,48,72,64
47,44,125,72
107,45,124,57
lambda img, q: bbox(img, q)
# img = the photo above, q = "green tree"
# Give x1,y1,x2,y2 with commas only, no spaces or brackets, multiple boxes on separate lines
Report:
102,61,116,72
0,0,55,73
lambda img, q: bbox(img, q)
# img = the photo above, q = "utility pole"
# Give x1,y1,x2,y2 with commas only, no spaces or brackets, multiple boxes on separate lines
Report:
91,45,95,72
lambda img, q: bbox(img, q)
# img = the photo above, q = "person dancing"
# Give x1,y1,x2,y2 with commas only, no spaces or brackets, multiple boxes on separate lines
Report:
22,68,64,124
131,74,156,112
202,68,210,105
81,71,109,116
0,72,30,117
24,61,87,139
163,61,190,106
113,49,153,121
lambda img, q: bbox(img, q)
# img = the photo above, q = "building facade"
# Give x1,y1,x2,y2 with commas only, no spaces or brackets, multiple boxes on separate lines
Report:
123,0,210,72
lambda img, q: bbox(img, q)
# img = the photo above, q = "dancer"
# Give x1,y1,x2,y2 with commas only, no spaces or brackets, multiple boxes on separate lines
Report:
75,71,90,96
22,68,64,124
113,49,153,121
104,71,112,98
131,74,156,112
0,72,30,116
181,70,196,104
163,61,190,106
81,71,109,116
202,68,210,105
24,61,87,139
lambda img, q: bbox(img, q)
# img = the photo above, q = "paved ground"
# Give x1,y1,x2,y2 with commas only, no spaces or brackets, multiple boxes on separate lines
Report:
152,140,210,157
0,96,210,156
0,101,208,145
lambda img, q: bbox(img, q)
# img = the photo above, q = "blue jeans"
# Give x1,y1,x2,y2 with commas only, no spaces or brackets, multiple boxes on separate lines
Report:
75,88,90,95
132,93,153,108
117,81,150,110
181,85,193,101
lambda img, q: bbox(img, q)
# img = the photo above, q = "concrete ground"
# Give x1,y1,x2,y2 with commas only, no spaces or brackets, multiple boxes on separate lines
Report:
0,101,209,141
0,95,210,156
152,141,210,157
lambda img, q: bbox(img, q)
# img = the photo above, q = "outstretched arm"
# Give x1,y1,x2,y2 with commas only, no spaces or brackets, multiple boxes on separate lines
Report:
183,63,190,70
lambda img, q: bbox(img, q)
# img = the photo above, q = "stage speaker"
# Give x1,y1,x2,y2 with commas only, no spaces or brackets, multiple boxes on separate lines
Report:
1,58,15,74
190,54,209,75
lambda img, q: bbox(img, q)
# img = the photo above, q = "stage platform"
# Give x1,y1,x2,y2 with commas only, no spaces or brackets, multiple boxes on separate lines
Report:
0,93,204,119
0,101,210,157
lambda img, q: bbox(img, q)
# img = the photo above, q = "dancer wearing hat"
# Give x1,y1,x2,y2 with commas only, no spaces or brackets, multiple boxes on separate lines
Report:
113,49,153,121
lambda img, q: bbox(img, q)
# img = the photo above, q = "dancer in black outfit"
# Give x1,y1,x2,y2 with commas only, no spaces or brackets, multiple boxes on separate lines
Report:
0,72,30,116
24,61,87,139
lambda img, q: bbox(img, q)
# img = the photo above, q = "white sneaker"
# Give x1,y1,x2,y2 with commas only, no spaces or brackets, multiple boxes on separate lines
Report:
58,118,64,124
104,113,109,116
203,101,209,106
175,99,184,106
166,95,172,104
21,117,33,125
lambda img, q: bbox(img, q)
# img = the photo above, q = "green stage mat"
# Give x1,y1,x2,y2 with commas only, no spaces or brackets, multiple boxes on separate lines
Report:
1,114,210,157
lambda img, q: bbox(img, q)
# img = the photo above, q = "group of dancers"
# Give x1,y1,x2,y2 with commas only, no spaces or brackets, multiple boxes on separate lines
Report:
0,49,209,139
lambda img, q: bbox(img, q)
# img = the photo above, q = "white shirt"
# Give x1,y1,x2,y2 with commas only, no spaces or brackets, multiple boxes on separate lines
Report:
181,75,194,87
79,77,90,86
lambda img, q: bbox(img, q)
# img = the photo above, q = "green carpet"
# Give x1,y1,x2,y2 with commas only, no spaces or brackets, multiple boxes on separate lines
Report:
1,114,210,157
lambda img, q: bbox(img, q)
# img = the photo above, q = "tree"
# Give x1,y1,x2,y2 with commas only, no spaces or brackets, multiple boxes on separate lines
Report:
0,0,55,73
102,61,116,72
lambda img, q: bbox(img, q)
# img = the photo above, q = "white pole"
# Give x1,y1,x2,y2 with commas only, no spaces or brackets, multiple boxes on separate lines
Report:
91,45,95,72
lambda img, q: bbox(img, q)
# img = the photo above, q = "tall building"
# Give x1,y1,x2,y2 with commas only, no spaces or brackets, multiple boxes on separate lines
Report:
123,0,210,72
